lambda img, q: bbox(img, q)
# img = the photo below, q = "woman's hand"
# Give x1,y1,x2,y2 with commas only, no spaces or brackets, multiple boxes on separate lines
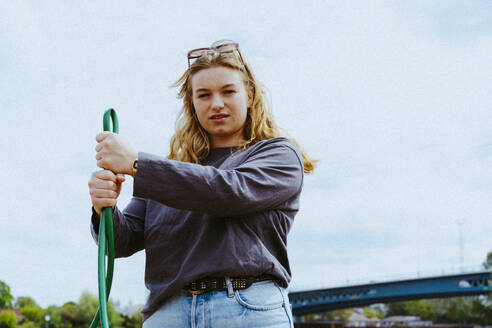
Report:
95,132,138,175
88,170,126,217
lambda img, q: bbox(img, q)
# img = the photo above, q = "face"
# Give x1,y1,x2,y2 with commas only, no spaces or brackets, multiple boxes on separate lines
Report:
191,66,252,148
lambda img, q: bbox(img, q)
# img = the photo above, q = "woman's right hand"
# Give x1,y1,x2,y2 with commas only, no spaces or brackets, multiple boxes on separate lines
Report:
88,170,126,217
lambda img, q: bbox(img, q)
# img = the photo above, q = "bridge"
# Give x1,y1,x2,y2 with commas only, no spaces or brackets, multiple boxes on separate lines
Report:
288,271,491,316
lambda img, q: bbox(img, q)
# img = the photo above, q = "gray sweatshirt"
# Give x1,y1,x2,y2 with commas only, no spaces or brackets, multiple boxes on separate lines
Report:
90,137,304,321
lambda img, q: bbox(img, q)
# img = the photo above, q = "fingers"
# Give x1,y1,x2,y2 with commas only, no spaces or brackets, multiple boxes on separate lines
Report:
89,170,123,211
95,154,112,170
88,172,125,191
89,170,119,192
91,197,117,210
95,133,114,151
94,133,135,175
94,134,111,164
90,133,125,212
97,159,107,170
89,178,119,191
92,169,117,182
95,131,114,143
90,188,118,198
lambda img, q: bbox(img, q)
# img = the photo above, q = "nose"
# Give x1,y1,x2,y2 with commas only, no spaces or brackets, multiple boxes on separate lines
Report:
210,93,224,110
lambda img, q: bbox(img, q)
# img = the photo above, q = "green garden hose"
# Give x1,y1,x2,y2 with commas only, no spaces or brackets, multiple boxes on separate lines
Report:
90,109,119,328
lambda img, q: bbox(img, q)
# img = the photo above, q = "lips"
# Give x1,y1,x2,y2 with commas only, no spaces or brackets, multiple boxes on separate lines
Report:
210,114,229,120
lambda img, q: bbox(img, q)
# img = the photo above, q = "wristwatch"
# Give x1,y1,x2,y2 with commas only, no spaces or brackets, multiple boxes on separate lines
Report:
132,159,138,178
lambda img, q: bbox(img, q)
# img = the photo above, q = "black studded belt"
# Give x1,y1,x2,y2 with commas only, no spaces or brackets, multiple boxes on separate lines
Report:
183,275,279,294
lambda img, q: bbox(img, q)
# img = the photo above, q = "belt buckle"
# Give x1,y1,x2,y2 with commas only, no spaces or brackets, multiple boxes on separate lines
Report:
188,290,205,295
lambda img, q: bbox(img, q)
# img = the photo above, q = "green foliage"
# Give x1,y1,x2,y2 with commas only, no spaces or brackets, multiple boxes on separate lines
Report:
299,313,318,322
45,305,62,328
385,296,492,324
386,301,408,316
448,298,474,324
0,282,14,309
362,305,386,319
0,310,18,328
74,292,98,325
14,297,38,309
75,291,123,328
59,303,77,328
369,304,385,319
111,308,124,328
362,306,375,318
483,249,492,270
106,300,124,328
18,322,36,328
469,296,492,324
317,309,352,323
405,300,434,320
331,309,352,323
20,306,44,324
0,285,129,328
121,308,143,328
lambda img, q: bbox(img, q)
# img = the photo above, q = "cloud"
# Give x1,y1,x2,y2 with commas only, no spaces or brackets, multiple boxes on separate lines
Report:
1,0,492,307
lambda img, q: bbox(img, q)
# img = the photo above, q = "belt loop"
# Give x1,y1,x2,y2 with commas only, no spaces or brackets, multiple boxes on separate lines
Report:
225,277,234,298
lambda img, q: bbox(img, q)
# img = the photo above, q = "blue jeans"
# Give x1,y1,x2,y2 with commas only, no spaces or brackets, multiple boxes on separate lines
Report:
142,280,294,328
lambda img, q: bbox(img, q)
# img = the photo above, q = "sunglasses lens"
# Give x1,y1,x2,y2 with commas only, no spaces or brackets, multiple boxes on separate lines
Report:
189,49,210,59
215,43,237,53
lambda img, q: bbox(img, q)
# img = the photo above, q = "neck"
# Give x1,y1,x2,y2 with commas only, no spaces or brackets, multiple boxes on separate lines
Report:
210,134,245,149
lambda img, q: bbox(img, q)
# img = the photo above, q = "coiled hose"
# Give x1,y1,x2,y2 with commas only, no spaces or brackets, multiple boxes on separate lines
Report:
90,109,118,328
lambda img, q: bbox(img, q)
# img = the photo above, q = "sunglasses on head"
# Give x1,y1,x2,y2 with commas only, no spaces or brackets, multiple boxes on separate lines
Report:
187,39,246,69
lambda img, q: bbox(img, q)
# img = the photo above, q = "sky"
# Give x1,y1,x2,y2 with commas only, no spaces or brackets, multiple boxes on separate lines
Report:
1,0,492,309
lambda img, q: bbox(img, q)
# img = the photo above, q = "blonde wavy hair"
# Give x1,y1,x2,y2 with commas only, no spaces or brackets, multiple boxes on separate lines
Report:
169,41,316,174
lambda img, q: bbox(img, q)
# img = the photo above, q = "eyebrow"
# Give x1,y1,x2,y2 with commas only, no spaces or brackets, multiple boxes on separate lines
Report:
195,83,237,93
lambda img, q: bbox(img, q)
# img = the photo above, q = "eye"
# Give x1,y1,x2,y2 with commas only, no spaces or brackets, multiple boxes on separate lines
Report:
198,93,209,98
224,90,236,95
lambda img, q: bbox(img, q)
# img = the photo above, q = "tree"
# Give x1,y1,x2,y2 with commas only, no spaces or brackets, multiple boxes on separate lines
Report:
0,310,17,328
405,300,434,320
121,308,142,328
20,306,44,325
369,304,386,319
59,303,77,328
483,249,492,269
45,305,62,328
75,291,123,328
0,282,14,309
75,292,98,326
444,297,473,324
14,297,38,309
18,322,36,328
105,299,124,328
362,305,385,319
469,296,492,324
385,301,408,316
319,309,352,324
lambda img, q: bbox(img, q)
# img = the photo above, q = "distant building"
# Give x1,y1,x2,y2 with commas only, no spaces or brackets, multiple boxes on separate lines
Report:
346,308,380,327
381,315,433,327
294,320,344,328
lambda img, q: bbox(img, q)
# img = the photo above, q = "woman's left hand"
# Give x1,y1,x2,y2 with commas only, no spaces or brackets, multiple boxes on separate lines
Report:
95,132,138,175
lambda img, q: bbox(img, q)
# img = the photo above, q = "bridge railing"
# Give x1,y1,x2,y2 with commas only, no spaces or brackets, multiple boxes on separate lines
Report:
289,264,488,292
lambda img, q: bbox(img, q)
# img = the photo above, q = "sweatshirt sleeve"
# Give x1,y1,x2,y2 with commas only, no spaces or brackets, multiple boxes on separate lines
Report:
90,197,146,257
133,140,304,217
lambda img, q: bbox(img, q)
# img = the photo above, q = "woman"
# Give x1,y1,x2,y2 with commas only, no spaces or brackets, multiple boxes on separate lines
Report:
89,39,316,327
